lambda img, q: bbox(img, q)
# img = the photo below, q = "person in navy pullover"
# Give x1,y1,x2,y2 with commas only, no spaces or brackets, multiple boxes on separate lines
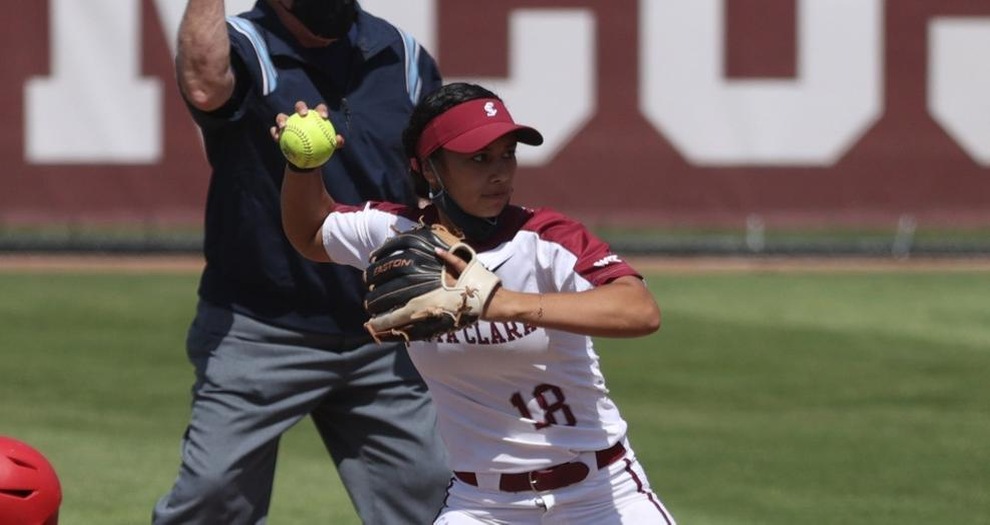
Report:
153,2,449,523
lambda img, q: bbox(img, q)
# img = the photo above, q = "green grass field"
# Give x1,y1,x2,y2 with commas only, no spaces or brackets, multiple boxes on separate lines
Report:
1,266,988,524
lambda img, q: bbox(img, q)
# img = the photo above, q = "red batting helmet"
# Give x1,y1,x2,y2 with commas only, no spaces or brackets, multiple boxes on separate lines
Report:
0,437,61,525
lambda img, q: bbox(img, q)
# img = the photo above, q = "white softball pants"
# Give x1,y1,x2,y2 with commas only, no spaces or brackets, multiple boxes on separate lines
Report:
435,451,677,525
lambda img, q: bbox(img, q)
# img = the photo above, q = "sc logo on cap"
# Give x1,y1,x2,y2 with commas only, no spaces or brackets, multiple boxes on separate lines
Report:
484,102,497,117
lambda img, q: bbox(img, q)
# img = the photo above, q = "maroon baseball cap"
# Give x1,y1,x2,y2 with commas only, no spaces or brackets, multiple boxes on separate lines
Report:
415,98,543,162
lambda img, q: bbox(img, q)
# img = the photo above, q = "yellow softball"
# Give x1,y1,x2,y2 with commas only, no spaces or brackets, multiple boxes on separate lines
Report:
279,111,338,169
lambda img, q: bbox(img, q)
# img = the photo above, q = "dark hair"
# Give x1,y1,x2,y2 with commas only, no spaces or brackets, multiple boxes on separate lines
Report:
402,82,501,198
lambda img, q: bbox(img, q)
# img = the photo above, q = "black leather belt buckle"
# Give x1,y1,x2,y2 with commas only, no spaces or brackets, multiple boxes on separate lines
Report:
521,461,590,492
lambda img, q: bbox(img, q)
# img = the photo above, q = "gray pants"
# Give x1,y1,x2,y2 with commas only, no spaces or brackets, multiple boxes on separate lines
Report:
153,301,450,524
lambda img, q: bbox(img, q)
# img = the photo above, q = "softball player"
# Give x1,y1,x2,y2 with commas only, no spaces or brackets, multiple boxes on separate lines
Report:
280,82,677,524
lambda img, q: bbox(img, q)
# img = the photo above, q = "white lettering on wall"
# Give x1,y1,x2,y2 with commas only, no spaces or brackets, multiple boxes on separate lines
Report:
446,10,596,166
639,0,883,166
929,18,990,167
20,1,990,169
25,0,162,164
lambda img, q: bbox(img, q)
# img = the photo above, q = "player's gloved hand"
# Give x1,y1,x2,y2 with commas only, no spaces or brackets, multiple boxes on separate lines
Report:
363,224,501,343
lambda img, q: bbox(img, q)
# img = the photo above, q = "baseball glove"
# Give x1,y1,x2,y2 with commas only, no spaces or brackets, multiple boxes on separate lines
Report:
363,223,501,343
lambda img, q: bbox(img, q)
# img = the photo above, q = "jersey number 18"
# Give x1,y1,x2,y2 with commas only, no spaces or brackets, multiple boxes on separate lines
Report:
510,383,577,430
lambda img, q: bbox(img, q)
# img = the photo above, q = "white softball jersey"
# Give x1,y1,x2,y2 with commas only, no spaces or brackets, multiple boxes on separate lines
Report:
323,202,643,474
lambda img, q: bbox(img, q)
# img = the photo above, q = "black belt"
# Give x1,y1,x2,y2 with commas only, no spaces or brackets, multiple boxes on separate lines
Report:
454,441,627,492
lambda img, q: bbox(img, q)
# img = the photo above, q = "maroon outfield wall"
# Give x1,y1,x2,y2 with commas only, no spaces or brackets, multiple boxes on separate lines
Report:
2,0,989,231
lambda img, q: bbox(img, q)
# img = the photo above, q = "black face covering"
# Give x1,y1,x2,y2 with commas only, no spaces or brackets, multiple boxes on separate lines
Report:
430,189,500,242
290,0,357,39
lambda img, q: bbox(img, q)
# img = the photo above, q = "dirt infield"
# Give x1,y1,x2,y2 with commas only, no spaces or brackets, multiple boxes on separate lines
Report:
625,255,990,273
1,253,988,273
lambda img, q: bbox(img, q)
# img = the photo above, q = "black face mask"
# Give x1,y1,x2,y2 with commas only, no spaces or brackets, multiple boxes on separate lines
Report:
430,189,500,243
290,0,357,39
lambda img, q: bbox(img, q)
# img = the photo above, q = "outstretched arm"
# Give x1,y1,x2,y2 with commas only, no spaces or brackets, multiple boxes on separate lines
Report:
436,250,661,338
487,276,661,338
275,103,343,263
176,0,236,111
